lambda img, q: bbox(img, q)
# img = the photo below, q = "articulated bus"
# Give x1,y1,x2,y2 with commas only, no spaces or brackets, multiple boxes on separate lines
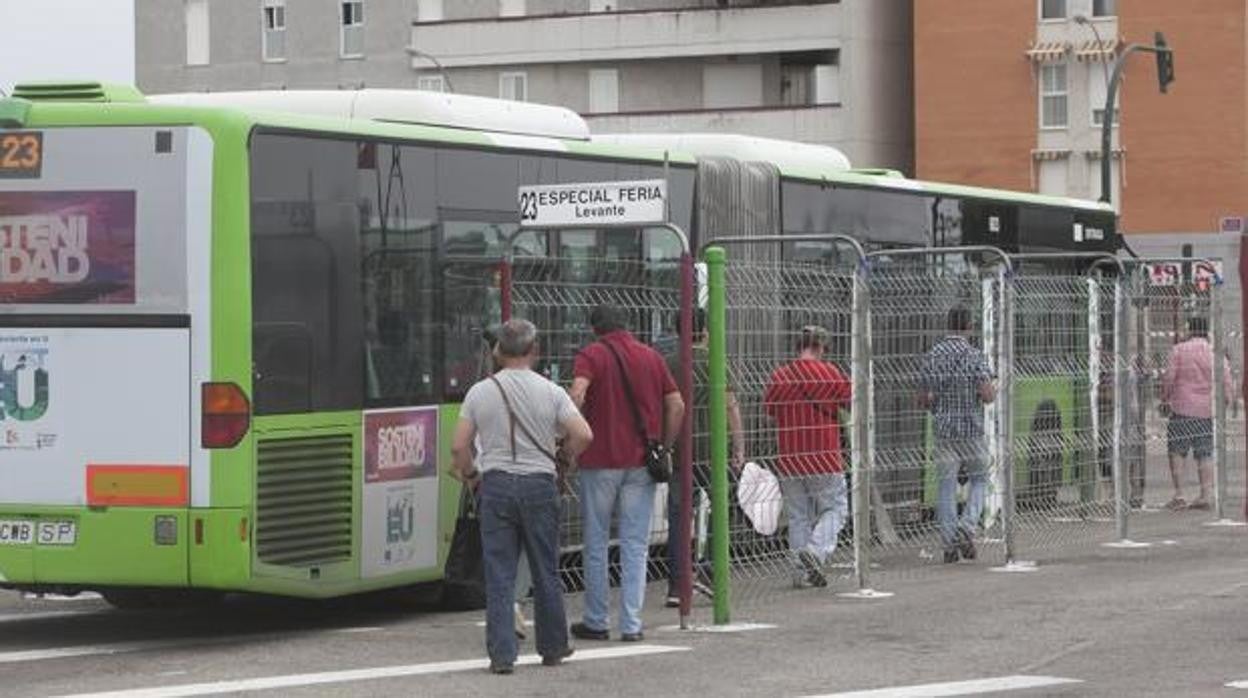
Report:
0,82,1117,607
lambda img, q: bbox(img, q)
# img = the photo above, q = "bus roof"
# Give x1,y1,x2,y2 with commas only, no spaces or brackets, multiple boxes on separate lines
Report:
5,82,1113,215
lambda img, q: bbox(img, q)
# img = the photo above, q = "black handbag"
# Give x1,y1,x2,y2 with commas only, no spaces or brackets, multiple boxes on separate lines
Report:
441,487,486,610
603,341,672,484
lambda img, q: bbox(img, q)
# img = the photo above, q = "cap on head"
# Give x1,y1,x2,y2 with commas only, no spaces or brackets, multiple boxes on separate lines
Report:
798,325,828,351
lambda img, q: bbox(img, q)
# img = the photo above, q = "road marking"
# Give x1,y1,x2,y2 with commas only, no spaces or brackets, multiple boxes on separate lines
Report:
0,640,174,664
802,675,1082,698
332,626,383,634
50,644,691,698
1228,680,1248,689
22,592,102,602
0,610,90,623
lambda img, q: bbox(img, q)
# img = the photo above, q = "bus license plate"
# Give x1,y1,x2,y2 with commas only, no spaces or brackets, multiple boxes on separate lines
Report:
0,520,35,545
37,521,77,546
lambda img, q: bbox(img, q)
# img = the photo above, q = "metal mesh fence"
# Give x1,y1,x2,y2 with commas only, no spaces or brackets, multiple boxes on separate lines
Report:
507,251,687,607
704,253,859,610
863,252,1009,577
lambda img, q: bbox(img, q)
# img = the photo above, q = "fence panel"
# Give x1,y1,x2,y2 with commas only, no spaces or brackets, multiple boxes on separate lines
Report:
507,250,688,605
863,251,1010,577
701,247,861,614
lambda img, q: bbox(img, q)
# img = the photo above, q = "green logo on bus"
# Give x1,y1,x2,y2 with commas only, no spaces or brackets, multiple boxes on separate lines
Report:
0,352,49,422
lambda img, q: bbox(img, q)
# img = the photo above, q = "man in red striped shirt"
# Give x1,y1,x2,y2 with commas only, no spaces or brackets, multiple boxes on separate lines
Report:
763,326,852,588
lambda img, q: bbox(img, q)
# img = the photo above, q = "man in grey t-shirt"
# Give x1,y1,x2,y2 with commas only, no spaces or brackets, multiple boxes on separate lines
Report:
451,319,593,675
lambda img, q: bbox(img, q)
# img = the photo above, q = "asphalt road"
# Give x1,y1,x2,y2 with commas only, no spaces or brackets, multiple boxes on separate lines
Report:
2,515,1246,698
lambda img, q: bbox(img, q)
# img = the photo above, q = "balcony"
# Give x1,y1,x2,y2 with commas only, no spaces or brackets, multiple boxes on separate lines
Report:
584,103,845,148
409,2,843,68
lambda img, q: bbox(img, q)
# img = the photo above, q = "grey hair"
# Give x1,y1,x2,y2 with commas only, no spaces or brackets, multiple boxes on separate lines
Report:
495,318,539,358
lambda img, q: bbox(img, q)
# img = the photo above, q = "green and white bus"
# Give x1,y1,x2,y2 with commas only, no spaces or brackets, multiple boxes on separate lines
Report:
0,82,1117,606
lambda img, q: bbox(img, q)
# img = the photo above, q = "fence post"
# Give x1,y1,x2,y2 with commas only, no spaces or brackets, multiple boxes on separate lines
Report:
1113,273,1131,542
1211,281,1230,523
677,251,696,627
999,267,1017,565
851,259,873,592
705,246,731,625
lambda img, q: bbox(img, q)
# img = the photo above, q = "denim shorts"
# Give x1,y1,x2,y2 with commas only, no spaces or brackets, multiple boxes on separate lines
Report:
1167,416,1213,459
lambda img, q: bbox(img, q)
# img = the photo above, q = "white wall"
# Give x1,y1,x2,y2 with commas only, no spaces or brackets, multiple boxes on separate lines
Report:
0,0,135,94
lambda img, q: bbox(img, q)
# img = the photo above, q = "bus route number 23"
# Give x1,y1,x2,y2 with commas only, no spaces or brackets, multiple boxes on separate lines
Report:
0,132,43,178
519,191,540,223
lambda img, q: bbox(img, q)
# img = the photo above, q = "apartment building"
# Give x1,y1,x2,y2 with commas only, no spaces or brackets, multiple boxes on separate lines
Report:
135,1,914,172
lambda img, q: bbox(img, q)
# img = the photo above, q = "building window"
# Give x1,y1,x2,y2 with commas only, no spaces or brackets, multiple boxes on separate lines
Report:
1038,160,1068,196
590,0,615,10
416,0,443,22
780,50,839,106
1040,0,1066,20
588,69,619,113
262,0,286,62
1040,64,1068,128
1088,67,1119,126
341,2,364,59
1092,0,1116,17
499,72,527,101
417,75,446,92
499,0,525,17
185,0,209,66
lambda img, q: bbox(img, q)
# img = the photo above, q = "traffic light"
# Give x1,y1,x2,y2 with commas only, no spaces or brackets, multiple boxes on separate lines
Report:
1155,32,1175,93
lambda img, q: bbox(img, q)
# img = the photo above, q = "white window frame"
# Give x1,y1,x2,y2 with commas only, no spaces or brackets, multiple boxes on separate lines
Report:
261,0,286,63
499,71,528,102
1039,63,1068,129
340,1,364,59
417,74,446,92
185,0,210,66
588,68,619,113
1039,0,1067,21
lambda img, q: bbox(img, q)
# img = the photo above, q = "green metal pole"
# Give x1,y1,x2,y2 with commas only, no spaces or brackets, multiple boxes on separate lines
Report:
706,246,731,625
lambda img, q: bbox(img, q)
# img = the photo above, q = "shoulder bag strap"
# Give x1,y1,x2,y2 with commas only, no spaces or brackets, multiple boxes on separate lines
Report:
602,340,653,443
489,374,560,465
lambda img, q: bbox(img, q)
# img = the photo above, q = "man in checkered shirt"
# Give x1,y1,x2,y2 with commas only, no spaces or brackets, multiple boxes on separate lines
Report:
919,307,997,564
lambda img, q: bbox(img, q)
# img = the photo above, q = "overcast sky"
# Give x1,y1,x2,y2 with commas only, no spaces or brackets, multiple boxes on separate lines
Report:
0,0,135,95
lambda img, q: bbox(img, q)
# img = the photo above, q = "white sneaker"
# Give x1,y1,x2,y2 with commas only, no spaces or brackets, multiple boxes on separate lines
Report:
514,603,527,640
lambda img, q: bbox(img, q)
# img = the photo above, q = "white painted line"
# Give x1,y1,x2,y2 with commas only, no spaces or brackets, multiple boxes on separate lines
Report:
0,610,90,623
22,592,102,602
332,627,384,634
656,622,777,634
1227,679,1248,689
803,675,1082,698
50,644,692,698
0,640,172,664
989,561,1038,574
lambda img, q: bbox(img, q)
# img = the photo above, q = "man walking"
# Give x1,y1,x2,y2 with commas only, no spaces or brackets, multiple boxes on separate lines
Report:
664,308,746,607
570,304,685,642
451,319,592,674
763,325,852,588
919,307,996,564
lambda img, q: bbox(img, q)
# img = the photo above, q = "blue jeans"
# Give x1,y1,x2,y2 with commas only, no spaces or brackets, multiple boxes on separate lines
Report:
935,439,990,549
478,471,568,665
580,467,656,635
779,472,848,566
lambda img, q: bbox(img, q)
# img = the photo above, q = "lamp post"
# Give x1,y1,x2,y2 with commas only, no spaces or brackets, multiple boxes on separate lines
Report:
1073,14,1113,122
1090,32,1174,205
409,48,456,93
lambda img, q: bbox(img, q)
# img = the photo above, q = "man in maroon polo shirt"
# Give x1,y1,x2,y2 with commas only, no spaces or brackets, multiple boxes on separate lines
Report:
568,304,684,642
764,325,852,588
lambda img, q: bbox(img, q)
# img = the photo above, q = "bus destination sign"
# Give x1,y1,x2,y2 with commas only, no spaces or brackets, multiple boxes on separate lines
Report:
0,132,43,179
518,179,667,228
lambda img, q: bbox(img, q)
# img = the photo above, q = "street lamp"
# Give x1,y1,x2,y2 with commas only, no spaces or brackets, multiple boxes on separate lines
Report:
1088,30,1174,205
408,48,456,93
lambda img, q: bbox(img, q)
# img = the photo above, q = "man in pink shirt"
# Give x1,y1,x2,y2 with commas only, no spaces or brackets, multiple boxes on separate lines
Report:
1161,316,1232,510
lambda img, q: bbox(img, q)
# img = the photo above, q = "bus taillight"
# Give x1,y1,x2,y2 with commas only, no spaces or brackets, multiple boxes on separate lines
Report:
202,383,250,449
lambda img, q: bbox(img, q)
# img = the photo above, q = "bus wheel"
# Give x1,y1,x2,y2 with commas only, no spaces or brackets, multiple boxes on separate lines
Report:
101,589,159,610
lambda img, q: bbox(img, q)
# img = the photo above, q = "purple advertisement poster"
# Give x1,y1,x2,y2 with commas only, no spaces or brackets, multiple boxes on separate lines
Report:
364,407,439,484
0,191,137,304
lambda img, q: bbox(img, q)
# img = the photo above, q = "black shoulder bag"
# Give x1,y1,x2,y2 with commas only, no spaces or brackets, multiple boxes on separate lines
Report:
603,341,672,484
489,374,573,493
442,486,486,610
